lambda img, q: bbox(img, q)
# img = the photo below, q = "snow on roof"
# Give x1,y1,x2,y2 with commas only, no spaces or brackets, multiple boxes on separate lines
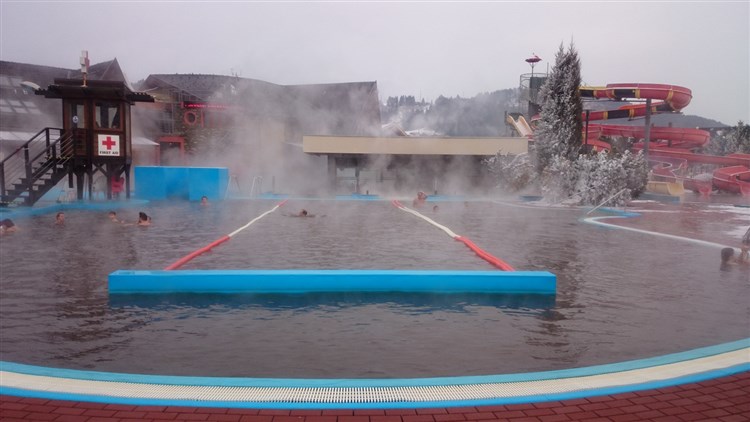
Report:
133,136,158,146
0,131,38,142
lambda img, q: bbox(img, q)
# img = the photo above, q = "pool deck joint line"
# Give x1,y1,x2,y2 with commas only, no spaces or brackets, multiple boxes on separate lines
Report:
1,339,747,409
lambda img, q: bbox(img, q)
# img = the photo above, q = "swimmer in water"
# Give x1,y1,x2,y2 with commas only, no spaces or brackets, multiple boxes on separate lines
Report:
137,212,151,226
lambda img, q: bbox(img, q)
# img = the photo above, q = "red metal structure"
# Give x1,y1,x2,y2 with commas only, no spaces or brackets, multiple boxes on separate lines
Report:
541,83,748,196
712,165,750,195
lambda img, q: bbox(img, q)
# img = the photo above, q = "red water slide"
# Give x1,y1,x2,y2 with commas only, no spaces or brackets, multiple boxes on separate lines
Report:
578,84,749,195
522,83,747,194
580,83,693,116
579,83,710,151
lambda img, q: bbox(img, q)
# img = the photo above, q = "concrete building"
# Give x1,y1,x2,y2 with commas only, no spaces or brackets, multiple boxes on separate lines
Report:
2,58,526,200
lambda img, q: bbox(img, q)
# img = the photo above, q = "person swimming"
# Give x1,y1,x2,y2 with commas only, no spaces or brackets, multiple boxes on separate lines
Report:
0,218,17,234
413,191,427,207
108,211,121,223
137,212,151,226
285,209,315,217
55,212,65,226
721,247,748,266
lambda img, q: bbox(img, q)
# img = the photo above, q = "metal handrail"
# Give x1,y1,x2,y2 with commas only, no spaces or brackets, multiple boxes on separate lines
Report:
249,176,263,198
1,129,64,178
28,134,74,180
225,174,241,198
586,188,629,215
1,128,69,201
0,128,60,166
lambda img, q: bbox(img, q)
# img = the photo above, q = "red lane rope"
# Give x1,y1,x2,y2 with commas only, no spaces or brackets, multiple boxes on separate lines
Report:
455,236,514,271
164,200,287,271
164,235,231,270
391,200,515,271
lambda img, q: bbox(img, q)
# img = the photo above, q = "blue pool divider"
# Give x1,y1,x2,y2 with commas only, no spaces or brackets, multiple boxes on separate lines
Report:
335,194,381,200
134,166,229,201
108,270,556,294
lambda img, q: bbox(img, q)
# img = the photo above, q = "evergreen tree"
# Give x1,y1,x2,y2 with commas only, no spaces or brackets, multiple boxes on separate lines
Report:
533,43,583,173
386,96,399,109
733,121,750,153
706,121,750,155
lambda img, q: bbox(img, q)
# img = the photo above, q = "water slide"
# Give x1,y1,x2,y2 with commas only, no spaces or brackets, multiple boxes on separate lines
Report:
506,115,534,138
519,83,748,195
712,166,750,195
578,83,711,151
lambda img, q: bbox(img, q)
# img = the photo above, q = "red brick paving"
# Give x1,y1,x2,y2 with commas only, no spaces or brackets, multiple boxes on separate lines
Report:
1,371,748,421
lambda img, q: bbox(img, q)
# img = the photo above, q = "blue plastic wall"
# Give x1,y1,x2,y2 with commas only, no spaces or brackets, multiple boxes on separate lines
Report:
134,167,169,200
188,167,228,201
134,166,229,201
165,167,189,199
108,270,556,294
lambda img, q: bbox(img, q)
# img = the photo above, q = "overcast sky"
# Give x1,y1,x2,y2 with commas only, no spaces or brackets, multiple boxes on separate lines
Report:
1,1,748,125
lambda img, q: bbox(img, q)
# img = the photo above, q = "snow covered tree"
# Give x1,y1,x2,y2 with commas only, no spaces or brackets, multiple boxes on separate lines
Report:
734,121,750,153
483,152,536,192
708,121,750,155
533,43,583,173
484,43,648,204
541,150,648,206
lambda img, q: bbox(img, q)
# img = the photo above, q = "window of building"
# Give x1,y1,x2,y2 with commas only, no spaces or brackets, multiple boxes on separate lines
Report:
95,102,121,129
70,103,86,128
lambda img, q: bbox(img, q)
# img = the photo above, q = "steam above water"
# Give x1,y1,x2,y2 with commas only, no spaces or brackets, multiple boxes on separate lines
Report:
149,75,502,198
156,78,381,196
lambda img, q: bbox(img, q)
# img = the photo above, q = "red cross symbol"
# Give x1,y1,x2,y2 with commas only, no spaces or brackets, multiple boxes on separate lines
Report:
101,136,116,150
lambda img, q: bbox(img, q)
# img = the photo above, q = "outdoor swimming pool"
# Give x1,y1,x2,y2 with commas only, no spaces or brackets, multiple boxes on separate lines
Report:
0,199,748,378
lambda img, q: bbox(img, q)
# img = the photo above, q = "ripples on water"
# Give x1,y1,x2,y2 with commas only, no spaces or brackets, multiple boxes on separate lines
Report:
0,200,747,378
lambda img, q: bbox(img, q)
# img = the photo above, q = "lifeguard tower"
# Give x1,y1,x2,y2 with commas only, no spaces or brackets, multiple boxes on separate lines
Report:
0,76,153,205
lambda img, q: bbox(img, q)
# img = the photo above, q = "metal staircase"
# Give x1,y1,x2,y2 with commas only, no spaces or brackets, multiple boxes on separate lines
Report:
1,128,74,206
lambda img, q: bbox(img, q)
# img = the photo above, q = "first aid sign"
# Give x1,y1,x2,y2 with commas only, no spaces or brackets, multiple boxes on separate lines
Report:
98,134,121,156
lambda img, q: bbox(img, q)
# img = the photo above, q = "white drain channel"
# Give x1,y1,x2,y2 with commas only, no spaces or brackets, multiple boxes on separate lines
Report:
2,348,747,405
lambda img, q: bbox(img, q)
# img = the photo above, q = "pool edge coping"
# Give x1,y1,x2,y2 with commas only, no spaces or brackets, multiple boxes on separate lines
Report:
1,339,748,409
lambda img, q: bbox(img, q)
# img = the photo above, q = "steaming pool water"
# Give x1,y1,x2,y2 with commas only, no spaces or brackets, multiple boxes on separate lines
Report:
0,199,748,378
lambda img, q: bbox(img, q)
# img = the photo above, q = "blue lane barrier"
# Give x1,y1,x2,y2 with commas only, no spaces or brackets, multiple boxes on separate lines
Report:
108,270,556,295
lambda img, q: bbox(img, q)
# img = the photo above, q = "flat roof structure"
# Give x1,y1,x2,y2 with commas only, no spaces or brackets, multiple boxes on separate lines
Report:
303,136,527,156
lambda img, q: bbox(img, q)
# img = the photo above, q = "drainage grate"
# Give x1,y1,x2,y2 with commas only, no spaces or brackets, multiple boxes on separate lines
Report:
2,348,747,406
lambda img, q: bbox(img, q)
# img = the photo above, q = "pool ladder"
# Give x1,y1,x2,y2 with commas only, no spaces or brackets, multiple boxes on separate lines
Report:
587,188,628,215
249,176,263,198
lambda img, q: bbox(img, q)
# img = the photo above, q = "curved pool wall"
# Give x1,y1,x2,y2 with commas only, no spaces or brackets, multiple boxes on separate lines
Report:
2,196,748,408
582,208,750,256
108,269,556,294
1,339,747,409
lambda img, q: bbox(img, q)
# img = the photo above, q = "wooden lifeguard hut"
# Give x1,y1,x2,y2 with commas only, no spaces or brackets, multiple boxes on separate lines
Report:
0,59,154,206
36,77,154,201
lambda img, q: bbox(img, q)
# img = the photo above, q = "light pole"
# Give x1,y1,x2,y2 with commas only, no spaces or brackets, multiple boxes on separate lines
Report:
644,98,651,161
525,54,542,116
526,54,541,78
525,54,541,96
585,109,590,153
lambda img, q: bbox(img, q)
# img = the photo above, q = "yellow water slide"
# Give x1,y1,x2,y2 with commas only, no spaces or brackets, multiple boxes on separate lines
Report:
646,180,685,197
506,115,534,138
